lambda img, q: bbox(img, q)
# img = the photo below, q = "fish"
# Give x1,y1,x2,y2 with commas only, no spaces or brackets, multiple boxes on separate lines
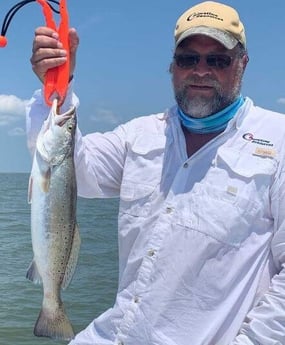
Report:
26,99,80,341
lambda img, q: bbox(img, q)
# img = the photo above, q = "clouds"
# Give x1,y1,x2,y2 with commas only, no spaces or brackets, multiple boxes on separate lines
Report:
90,108,120,127
277,98,285,105
0,94,27,135
8,127,26,136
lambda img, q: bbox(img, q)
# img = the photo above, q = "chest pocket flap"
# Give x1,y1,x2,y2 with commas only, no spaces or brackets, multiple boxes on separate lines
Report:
120,134,166,216
216,146,278,178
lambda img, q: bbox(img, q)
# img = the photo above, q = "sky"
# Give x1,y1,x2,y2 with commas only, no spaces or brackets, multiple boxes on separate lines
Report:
1,0,285,172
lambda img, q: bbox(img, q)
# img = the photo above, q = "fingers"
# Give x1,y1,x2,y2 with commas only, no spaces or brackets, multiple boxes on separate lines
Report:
30,27,79,83
67,28,79,79
69,27,80,54
31,27,67,83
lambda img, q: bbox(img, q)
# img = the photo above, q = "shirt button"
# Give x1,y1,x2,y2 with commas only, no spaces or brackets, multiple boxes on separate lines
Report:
166,207,173,214
118,341,124,345
147,249,155,257
134,296,140,303
183,162,189,168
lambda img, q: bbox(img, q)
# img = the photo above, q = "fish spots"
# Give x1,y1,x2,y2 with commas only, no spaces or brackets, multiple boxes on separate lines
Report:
28,104,78,340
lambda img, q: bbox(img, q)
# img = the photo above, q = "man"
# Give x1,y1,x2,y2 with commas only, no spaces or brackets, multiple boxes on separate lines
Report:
26,1,285,344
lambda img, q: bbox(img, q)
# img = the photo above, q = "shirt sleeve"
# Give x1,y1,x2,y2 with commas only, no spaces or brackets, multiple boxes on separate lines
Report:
74,124,127,198
231,166,285,344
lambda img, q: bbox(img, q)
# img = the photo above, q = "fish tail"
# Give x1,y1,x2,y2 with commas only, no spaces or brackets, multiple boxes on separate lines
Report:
34,305,74,341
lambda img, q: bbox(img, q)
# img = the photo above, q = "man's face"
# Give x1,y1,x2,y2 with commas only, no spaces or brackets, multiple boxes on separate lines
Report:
171,35,248,118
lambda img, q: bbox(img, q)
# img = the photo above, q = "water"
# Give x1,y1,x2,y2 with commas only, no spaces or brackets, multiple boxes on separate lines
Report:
0,173,119,345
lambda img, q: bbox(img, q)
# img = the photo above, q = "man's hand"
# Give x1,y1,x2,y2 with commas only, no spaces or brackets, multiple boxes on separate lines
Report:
30,26,79,83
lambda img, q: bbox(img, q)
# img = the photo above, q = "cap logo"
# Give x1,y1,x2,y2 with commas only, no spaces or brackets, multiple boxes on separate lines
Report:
187,12,224,22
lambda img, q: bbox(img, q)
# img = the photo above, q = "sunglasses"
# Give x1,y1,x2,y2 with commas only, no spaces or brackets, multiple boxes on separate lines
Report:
173,53,233,69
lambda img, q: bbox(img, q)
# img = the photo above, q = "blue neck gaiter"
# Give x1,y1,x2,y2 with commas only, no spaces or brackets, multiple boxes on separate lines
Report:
178,95,245,134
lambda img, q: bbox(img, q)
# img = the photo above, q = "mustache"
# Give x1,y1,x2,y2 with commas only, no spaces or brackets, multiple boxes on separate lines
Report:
181,76,221,88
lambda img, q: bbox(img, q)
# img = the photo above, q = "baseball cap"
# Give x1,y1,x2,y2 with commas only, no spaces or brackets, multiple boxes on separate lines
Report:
174,1,246,50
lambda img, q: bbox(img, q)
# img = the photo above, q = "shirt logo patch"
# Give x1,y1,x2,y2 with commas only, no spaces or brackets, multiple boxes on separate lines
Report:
253,147,276,158
242,133,273,147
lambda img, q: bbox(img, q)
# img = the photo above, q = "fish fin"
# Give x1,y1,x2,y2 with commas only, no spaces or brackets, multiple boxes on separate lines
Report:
34,305,74,341
28,159,51,201
62,224,81,290
26,259,42,284
41,168,51,193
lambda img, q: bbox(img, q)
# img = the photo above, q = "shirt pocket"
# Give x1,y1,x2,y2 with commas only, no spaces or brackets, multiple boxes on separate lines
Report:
119,134,165,217
209,146,277,202
119,180,158,217
177,183,262,247
177,146,278,247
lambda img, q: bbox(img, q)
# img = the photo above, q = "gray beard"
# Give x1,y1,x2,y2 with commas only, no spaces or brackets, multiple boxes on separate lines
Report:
174,70,243,118
176,91,226,118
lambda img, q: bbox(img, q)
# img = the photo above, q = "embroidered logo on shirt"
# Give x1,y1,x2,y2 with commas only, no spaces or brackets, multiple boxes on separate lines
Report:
242,133,273,147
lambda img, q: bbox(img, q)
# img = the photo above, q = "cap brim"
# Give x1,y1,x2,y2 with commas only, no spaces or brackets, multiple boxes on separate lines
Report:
175,27,238,50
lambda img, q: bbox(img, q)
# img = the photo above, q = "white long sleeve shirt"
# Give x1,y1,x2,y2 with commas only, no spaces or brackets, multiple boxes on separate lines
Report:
26,88,285,345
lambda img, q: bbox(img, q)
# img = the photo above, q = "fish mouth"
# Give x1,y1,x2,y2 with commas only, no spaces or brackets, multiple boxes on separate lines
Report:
54,113,75,127
51,99,76,127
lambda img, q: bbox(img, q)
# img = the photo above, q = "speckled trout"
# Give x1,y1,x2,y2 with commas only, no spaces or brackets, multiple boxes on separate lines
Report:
26,99,80,341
